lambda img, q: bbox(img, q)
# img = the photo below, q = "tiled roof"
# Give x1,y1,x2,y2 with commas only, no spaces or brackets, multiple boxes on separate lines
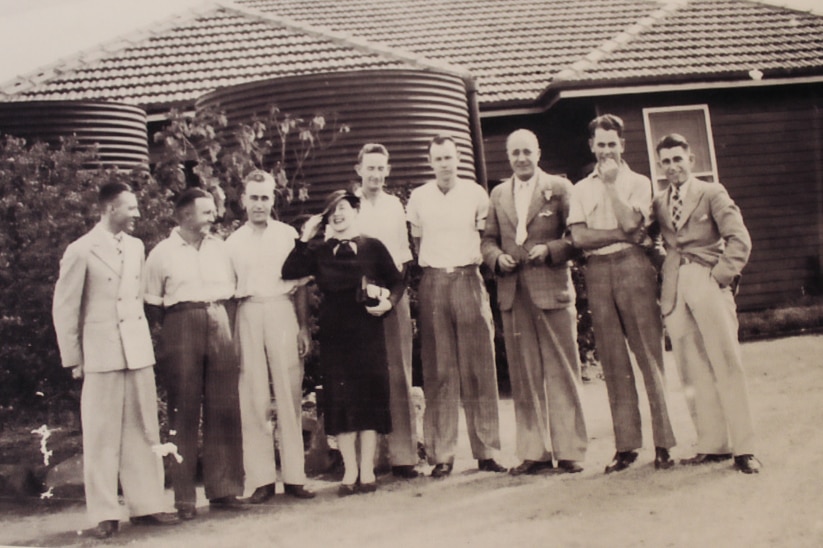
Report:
2,0,823,111
0,7,410,110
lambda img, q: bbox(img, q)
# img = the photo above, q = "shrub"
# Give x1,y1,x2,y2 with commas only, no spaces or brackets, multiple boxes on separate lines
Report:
0,134,172,422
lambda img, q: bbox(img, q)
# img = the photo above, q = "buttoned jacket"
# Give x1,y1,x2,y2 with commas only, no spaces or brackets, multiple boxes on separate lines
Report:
53,223,155,372
482,169,577,311
653,177,751,315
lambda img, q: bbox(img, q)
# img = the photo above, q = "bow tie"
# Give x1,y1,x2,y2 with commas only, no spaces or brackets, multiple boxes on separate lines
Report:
328,238,357,257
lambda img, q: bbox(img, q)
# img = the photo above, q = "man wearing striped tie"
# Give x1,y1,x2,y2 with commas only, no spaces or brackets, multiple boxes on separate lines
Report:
652,133,760,474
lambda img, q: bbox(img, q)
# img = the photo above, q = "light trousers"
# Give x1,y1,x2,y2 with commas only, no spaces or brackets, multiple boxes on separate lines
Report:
236,297,306,488
383,292,419,467
418,266,501,464
664,263,755,455
81,367,165,525
503,283,587,462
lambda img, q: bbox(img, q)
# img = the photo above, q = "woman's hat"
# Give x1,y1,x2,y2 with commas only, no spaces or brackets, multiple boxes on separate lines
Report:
321,189,360,221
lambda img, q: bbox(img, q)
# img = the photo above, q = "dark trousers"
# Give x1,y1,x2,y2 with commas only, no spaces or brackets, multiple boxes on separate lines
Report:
158,303,244,508
585,246,676,452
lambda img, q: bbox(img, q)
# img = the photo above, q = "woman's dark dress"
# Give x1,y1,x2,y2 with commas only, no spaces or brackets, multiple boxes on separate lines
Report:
282,235,403,436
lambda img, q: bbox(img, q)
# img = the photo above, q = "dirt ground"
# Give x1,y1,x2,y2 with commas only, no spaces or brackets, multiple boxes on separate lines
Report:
1,334,822,548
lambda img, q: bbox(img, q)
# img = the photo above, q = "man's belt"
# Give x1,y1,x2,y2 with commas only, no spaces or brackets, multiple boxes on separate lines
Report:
678,253,714,269
422,265,478,274
167,300,229,313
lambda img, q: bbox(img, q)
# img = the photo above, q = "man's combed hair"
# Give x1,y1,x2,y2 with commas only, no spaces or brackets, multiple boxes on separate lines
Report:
587,114,625,138
655,133,691,154
357,143,390,164
427,134,458,154
98,181,132,205
174,187,212,211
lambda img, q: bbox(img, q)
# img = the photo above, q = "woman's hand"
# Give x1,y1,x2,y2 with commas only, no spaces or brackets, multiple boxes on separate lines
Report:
366,296,393,317
300,214,324,242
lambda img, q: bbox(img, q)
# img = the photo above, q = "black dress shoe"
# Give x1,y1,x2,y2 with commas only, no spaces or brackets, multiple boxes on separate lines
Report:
604,451,638,474
430,462,453,478
478,458,508,473
557,460,584,474
391,465,420,479
177,507,197,521
733,454,762,474
247,483,276,504
509,460,554,476
209,496,249,510
338,483,358,497
91,520,118,539
680,453,733,466
130,512,181,526
358,482,378,494
284,484,316,499
654,447,675,470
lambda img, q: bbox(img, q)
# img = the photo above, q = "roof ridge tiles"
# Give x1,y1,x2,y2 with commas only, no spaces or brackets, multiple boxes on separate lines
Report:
554,0,686,84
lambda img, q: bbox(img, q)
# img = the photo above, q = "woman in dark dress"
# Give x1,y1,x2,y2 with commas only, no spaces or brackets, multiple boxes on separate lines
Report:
282,190,403,495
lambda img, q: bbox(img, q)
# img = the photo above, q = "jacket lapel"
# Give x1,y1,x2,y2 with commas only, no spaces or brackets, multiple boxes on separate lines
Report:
525,172,549,226
498,177,519,228
678,178,703,228
89,226,123,276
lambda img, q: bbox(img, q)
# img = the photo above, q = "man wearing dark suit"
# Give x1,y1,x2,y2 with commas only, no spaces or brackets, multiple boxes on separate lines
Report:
53,182,179,539
652,133,761,474
482,129,587,475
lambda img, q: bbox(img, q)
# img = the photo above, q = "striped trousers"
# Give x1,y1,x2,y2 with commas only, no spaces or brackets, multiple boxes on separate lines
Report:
418,266,501,464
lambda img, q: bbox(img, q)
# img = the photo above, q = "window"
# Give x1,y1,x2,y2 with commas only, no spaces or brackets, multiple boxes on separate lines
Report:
643,105,719,189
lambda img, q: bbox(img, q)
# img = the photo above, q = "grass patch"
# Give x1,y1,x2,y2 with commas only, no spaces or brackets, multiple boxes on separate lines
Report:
739,297,823,340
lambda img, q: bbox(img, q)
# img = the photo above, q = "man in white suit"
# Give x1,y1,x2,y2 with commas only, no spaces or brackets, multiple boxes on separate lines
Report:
652,133,760,474
481,129,587,475
53,181,179,539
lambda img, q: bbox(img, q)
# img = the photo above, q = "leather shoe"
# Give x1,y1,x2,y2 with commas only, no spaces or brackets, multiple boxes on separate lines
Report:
392,465,420,479
604,451,638,474
509,460,554,476
733,454,762,474
130,512,180,526
654,447,675,470
338,483,357,497
284,484,316,499
430,462,453,478
359,482,378,494
91,520,118,539
177,506,197,521
209,496,248,510
478,458,508,473
680,453,733,466
557,460,584,474
247,483,276,504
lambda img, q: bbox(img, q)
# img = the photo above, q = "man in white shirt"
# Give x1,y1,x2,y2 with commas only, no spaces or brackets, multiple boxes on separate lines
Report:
144,188,245,518
226,171,315,502
406,135,505,478
354,143,419,479
568,114,676,474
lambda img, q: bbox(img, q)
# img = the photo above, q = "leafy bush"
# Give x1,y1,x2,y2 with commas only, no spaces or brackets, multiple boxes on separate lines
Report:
0,135,173,422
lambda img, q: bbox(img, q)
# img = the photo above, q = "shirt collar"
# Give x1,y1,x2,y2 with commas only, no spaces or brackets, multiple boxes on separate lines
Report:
171,226,216,247
671,177,691,196
514,172,537,190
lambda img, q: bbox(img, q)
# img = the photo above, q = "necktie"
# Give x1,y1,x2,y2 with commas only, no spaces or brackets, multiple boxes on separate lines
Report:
671,185,683,231
515,181,530,246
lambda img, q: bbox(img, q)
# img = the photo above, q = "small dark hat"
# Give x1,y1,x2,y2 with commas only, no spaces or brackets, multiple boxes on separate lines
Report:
321,189,360,220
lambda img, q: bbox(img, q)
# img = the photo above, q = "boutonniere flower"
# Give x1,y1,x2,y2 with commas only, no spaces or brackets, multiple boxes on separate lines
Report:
543,189,553,202
538,210,553,218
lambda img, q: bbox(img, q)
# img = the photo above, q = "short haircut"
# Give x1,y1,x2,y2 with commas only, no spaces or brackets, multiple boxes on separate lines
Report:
427,134,458,155
357,143,390,164
587,114,625,139
174,187,212,212
242,169,275,190
656,133,691,154
98,181,133,206
506,129,539,150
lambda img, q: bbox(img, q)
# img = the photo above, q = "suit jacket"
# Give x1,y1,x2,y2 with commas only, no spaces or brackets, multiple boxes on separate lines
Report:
53,223,155,372
653,177,751,316
481,169,578,311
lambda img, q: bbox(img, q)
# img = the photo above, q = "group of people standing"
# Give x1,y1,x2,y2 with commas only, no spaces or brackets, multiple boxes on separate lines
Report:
51,112,760,540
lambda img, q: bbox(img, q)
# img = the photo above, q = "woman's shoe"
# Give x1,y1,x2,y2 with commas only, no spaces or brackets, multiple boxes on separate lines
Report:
358,482,378,494
338,483,358,497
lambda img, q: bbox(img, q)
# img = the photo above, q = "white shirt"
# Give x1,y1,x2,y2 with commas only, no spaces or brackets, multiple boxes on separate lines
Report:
406,178,488,268
357,191,413,270
143,228,236,307
567,163,653,256
226,219,300,299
